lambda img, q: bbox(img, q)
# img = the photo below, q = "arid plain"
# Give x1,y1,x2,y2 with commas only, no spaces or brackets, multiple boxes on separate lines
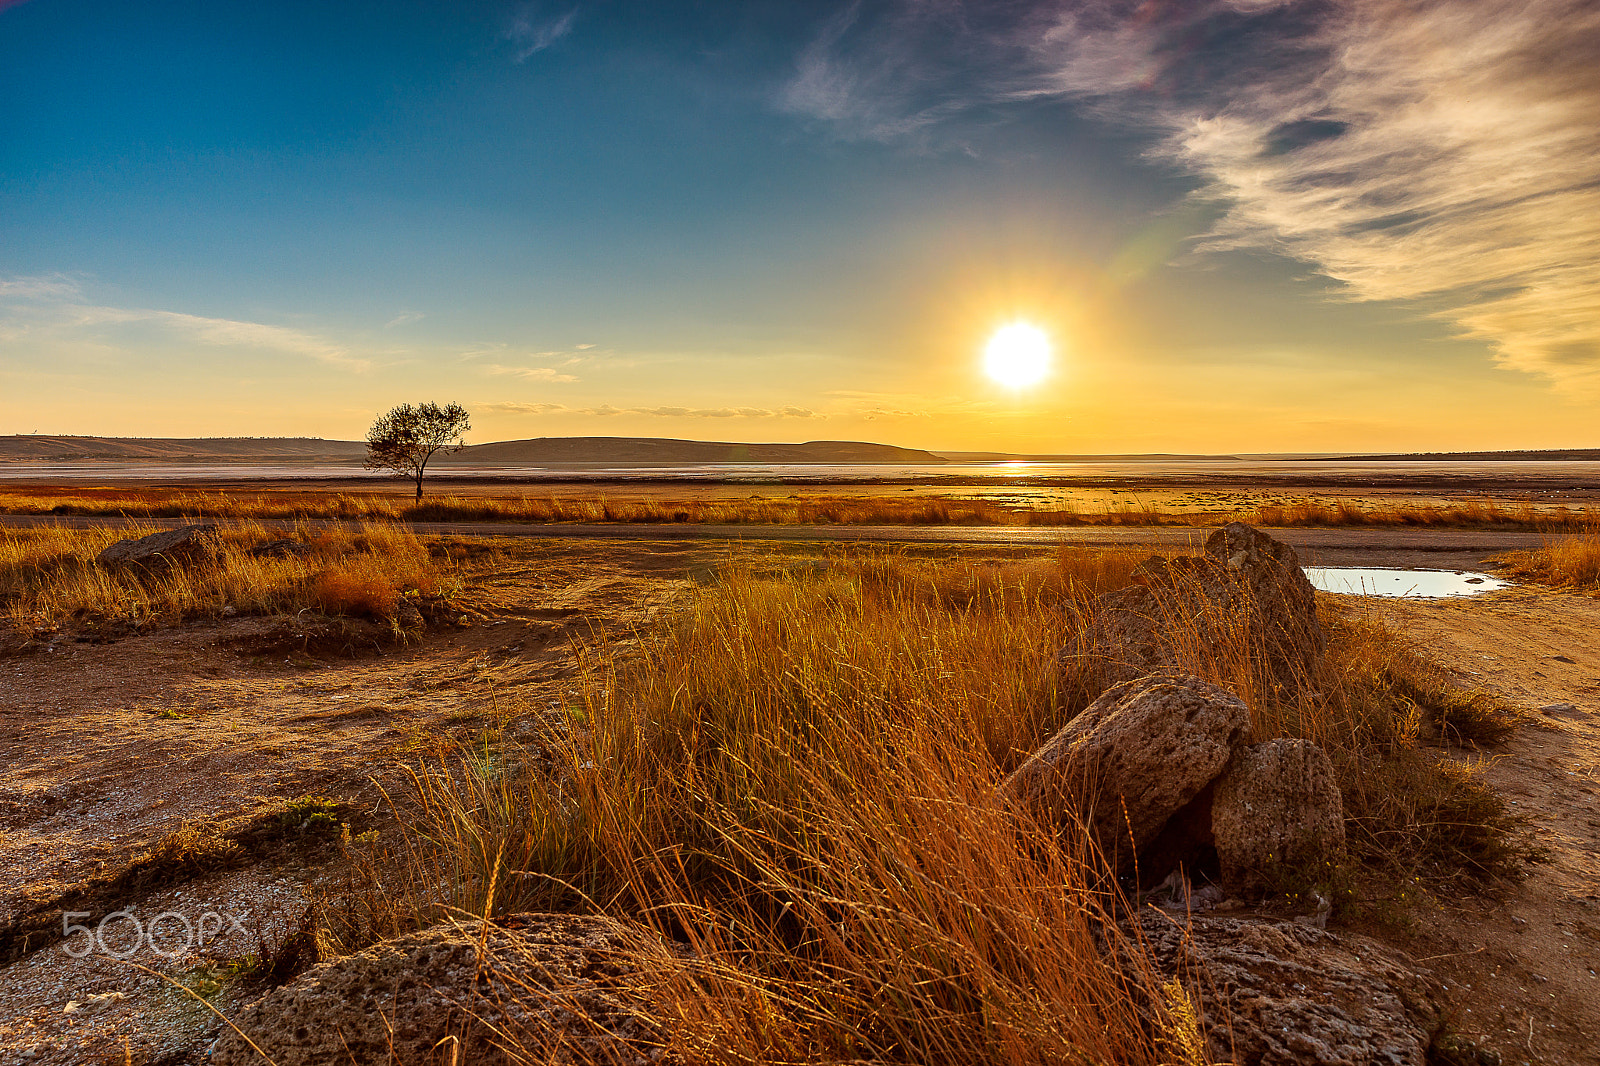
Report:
1,464,1598,1065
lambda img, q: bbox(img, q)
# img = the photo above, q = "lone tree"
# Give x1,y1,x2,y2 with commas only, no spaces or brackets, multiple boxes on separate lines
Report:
364,402,471,501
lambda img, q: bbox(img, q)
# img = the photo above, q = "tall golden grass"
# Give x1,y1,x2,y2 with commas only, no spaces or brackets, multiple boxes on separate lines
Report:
378,551,1189,1065
4,487,1596,530
0,520,455,635
367,548,1515,1064
1492,529,1600,589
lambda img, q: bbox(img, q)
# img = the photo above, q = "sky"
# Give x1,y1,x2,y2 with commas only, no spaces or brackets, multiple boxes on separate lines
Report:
2,0,1598,453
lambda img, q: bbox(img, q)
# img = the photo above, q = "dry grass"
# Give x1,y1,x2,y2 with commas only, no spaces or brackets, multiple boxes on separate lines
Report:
1250,497,1584,530
1492,529,1600,590
362,550,1189,1064
358,547,1519,1063
4,486,1597,530
0,520,456,637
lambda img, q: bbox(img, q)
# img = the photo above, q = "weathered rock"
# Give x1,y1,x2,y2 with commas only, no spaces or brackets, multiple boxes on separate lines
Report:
998,672,1252,875
1136,913,1443,1066
1212,738,1346,896
1202,522,1325,684
1059,523,1324,701
212,914,678,1066
248,538,314,559
394,595,425,629
1058,582,1175,693
94,524,216,569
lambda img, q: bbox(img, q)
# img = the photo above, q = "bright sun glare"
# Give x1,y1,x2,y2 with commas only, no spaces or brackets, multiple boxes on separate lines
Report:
983,322,1051,388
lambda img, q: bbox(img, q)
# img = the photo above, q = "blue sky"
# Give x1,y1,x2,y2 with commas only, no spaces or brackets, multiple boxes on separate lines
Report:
2,0,1598,451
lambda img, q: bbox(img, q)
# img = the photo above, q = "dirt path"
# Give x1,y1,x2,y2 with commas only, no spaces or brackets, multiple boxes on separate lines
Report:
1363,587,1600,1065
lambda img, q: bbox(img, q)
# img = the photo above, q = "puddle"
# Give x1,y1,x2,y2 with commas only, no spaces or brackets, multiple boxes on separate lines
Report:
1304,567,1511,598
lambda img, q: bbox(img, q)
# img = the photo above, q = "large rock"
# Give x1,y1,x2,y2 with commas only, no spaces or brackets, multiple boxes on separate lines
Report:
998,672,1252,876
211,914,677,1066
1213,738,1346,896
1136,913,1443,1066
1204,522,1325,684
1059,523,1324,702
94,524,216,569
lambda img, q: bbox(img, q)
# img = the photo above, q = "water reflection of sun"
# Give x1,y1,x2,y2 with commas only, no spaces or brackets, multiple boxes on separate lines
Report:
983,323,1051,388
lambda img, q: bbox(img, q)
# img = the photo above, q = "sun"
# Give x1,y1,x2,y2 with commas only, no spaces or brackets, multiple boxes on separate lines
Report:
983,322,1051,388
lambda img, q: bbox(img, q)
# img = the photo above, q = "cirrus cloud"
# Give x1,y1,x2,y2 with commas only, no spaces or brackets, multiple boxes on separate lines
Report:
477,401,821,419
786,0,1600,389
0,274,366,369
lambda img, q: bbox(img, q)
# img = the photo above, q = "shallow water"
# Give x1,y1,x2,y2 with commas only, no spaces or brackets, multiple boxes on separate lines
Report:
1304,566,1511,598
5,457,1600,485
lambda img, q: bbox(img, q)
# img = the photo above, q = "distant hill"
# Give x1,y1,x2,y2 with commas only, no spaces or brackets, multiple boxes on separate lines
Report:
1312,448,1600,461
0,435,366,461
440,437,948,465
0,434,946,465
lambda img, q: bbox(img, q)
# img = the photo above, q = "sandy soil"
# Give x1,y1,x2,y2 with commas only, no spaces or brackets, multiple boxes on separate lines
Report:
0,539,716,1064
1360,587,1600,1065
0,536,1596,1063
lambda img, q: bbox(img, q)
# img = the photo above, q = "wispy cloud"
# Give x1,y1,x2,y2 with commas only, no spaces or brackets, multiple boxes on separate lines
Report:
478,401,821,419
780,2,985,143
0,273,84,301
477,401,568,415
385,311,424,328
0,275,366,369
507,6,577,62
482,362,579,383
787,0,1600,388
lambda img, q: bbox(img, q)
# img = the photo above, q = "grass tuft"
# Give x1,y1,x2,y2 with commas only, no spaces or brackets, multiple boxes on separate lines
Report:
0,520,458,637
1493,528,1600,590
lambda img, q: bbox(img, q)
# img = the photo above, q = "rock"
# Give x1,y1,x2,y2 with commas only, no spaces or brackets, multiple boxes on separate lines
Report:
1059,523,1324,702
394,596,425,630
416,594,475,627
1058,582,1175,692
211,914,678,1066
998,672,1252,876
1203,522,1325,679
1538,702,1584,718
95,524,216,569
1212,738,1346,896
1136,913,1443,1066
249,538,314,559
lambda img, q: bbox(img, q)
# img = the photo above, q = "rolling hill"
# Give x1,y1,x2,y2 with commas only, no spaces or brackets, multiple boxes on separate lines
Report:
438,437,947,465
0,435,946,465
0,436,367,461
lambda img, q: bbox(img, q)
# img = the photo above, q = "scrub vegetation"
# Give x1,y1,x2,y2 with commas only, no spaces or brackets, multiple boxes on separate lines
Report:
349,548,1523,1065
1493,529,1600,590
2,487,1596,530
0,519,458,637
